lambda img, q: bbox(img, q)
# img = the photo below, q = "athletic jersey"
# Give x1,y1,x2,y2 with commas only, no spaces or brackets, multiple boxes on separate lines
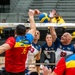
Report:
32,42,41,51
55,38,75,52
5,33,34,73
41,43,56,59
26,42,41,65
54,54,75,75
55,38,75,62
51,16,65,24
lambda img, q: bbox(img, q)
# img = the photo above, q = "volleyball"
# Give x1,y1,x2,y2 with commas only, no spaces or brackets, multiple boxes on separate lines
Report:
39,13,50,23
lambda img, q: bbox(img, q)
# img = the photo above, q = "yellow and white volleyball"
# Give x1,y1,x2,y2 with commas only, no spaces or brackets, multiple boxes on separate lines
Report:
39,13,50,23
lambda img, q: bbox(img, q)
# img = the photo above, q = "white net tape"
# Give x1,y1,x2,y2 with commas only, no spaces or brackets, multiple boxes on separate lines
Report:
0,23,75,27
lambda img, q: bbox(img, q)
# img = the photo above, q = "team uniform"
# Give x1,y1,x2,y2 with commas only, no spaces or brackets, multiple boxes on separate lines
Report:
51,16,65,24
55,38,75,62
25,42,41,75
41,43,56,69
27,42,41,64
5,33,34,74
26,42,41,64
54,54,75,75
32,42,41,55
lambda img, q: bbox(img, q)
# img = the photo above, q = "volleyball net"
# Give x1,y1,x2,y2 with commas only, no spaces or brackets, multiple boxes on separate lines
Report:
0,23,75,69
0,23,75,28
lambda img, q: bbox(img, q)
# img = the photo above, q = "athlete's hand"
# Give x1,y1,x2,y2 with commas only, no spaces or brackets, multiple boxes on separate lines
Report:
28,9,41,17
34,9,41,15
42,66,52,75
28,9,34,17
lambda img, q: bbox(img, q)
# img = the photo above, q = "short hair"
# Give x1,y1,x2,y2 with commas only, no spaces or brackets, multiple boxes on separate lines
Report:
15,24,26,35
46,33,51,37
30,72,38,75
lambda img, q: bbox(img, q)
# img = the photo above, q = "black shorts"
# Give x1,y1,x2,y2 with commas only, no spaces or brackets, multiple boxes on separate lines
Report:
5,70,25,75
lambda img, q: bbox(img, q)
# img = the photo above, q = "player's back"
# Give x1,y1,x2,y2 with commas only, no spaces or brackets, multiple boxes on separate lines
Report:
65,54,75,75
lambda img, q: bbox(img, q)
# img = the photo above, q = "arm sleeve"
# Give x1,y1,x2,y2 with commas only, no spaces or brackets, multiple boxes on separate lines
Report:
25,33,34,44
54,57,66,75
5,37,15,48
54,38,61,48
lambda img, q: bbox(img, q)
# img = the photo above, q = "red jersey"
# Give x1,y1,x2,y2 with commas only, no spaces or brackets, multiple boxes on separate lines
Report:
5,33,33,73
54,54,75,75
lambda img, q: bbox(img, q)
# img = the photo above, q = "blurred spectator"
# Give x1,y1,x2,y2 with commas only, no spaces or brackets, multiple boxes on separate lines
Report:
0,19,6,35
2,19,6,23
26,19,30,23
49,9,65,24
25,19,31,33
72,31,75,39
49,9,66,35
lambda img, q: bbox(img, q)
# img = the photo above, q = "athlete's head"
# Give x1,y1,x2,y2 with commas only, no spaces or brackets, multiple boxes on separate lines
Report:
15,24,26,36
61,32,72,45
45,34,52,46
34,30,40,41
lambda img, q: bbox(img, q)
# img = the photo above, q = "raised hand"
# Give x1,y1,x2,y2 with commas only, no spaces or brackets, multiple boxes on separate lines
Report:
49,9,57,18
28,9,34,17
28,9,41,17
42,66,52,75
34,9,41,15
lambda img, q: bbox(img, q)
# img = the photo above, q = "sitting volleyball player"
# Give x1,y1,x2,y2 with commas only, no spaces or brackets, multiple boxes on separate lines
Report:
26,30,41,75
49,27,75,62
40,33,56,70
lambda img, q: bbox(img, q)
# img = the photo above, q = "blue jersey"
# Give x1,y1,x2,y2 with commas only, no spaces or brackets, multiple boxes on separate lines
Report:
41,42,56,53
41,42,56,62
16,33,34,44
55,38,75,62
54,38,75,53
32,42,41,51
